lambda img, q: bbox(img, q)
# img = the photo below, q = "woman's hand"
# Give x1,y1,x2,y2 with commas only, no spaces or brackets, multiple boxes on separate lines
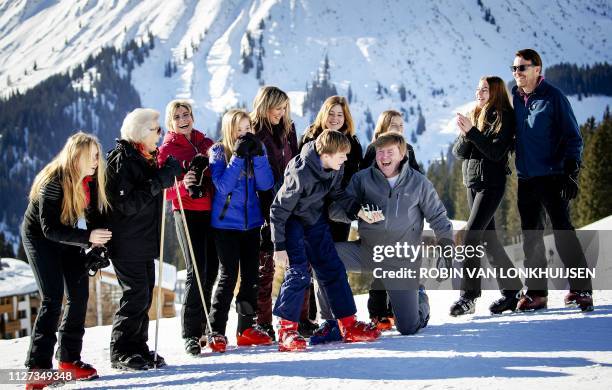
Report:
89,228,112,245
274,250,289,269
456,113,473,135
182,170,197,188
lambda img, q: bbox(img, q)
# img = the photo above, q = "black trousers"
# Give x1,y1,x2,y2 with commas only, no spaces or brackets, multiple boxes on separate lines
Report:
22,235,89,368
209,228,260,335
109,258,155,361
518,176,592,296
461,186,523,297
173,210,219,339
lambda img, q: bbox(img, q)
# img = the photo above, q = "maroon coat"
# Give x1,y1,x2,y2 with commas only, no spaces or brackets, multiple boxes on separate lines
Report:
254,121,298,186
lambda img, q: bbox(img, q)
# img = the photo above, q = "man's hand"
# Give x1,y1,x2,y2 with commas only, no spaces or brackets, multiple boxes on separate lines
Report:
358,204,385,224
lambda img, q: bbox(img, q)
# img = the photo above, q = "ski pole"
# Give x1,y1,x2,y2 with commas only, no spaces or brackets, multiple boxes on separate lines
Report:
153,188,167,368
174,178,214,337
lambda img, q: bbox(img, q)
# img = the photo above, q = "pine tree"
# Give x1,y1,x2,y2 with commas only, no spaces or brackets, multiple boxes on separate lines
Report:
0,232,15,258
399,83,407,102
575,115,612,226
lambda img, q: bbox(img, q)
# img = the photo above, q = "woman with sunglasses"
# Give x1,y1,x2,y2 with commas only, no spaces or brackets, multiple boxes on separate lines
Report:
451,76,522,316
106,108,182,370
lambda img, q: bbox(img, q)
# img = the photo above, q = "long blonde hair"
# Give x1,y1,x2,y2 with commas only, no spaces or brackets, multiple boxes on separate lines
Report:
250,86,292,137
165,99,194,132
470,76,513,134
29,132,110,226
218,109,252,163
373,110,402,142
305,95,355,140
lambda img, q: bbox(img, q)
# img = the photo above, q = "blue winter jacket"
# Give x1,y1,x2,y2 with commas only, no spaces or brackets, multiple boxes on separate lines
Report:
512,79,582,179
209,144,274,230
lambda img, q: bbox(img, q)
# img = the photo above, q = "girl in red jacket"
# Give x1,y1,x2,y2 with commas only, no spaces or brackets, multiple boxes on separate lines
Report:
157,100,218,356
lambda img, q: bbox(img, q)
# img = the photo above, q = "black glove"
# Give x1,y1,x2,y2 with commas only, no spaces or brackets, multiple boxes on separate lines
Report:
561,158,580,201
436,237,454,282
83,246,111,276
244,133,264,156
186,154,209,199
260,222,273,251
157,155,182,189
233,134,256,158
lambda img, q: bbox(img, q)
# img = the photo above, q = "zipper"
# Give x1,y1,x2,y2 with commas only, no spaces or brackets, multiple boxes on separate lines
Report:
244,158,249,230
395,193,400,218
219,193,232,220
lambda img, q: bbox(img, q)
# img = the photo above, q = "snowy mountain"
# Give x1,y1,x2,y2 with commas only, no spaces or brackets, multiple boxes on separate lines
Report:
1,0,611,158
2,290,612,389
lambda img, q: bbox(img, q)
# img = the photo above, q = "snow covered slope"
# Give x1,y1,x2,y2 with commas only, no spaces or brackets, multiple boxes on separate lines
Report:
1,0,611,162
1,290,611,389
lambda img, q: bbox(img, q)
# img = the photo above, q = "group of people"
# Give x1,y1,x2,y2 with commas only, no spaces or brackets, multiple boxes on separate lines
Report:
20,48,593,389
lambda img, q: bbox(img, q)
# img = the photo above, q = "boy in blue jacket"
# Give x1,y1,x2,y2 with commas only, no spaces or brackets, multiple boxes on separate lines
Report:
271,129,381,351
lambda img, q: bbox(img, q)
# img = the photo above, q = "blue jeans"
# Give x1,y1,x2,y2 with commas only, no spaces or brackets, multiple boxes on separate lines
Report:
273,216,356,322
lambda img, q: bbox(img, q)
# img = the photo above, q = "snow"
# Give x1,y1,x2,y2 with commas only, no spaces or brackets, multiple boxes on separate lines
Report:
0,258,37,298
1,291,611,389
581,215,612,231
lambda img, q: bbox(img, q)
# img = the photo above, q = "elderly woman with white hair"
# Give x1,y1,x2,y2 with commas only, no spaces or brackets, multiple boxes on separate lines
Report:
105,108,181,371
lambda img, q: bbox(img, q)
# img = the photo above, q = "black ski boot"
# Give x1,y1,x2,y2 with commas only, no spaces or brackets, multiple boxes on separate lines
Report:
143,351,167,368
184,337,201,356
111,353,148,371
489,291,520,314
450,296,476,316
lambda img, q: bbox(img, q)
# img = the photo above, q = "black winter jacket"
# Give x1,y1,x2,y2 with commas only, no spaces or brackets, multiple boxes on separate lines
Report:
105,140,163,261
22,174,103,248
452,109,515,189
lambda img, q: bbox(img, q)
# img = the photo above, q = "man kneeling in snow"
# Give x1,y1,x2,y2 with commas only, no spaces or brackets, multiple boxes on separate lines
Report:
314,132,453,341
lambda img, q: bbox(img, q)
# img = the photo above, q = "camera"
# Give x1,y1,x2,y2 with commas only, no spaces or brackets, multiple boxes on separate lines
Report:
83,246,111,276
186,153,209,199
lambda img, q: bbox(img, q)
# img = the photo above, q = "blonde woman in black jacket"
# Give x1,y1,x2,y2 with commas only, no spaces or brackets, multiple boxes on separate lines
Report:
451,76,522,316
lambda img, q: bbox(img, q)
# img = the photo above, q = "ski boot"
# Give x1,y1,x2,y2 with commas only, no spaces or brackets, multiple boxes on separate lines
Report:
207,333,228,353
309,319,342,345
338,315,381,343
278,319,307,352
237,325,273,346
489,291,520,314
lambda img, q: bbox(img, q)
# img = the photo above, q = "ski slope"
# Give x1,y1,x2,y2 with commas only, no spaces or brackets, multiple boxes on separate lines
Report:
1,290,611,389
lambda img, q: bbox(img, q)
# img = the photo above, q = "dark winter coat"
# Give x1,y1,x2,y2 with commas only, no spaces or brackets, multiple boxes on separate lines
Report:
22,174,103,248
511,79,582,179
253,121,299,186
157,129,214,211
299,131,363,188
270,141,360,251
105,140,163,261
452,109,515,189
209,143,274,230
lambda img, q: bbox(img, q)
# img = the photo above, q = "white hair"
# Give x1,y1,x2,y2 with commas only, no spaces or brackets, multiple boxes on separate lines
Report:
120,108,159,143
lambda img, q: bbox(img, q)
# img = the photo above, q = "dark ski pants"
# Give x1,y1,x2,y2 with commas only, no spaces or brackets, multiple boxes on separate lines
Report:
461,186,523,297
209,228,260,335
173,210,219,339
273,216,356,322
110,258,155,361
316,241,429,335
518,176,592,296
22,235,89,368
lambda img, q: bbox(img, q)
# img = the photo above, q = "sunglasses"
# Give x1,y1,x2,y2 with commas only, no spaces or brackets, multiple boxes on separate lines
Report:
151,126,162,135
510,64,535,73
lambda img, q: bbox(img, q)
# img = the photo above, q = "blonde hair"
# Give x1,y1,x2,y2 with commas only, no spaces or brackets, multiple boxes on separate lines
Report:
250,86,292,137
218,109,251,163
305,95,355,140
165,99,195,132
373,110,402,142
120,108,160,143
373,132,407,156
315,129,351,155
29,132,110,226
469,76,513,134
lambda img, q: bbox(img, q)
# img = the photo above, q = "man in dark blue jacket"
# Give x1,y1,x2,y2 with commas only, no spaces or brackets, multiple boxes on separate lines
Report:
511,48,593,312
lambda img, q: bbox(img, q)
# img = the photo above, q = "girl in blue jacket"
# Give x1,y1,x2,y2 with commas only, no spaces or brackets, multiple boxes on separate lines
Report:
207,109,274,351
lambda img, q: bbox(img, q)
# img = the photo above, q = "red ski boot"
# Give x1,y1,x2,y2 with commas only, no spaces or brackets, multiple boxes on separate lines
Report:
24,368,58,389
371,316,393,331
338,315,381,343
237,326,273,346
207,333,228,353
278,319,307,352
58,360,98,380
565,291,594,312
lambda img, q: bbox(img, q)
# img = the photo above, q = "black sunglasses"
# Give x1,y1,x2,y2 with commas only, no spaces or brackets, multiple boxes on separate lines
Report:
151,126,162,135
510,64,535,73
